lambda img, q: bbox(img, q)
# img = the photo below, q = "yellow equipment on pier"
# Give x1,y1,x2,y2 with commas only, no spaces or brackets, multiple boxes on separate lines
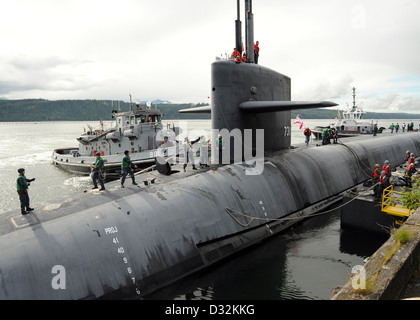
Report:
381,185,414,225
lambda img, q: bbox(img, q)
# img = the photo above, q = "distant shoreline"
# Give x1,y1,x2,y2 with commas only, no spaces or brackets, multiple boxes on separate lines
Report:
1,99,420,121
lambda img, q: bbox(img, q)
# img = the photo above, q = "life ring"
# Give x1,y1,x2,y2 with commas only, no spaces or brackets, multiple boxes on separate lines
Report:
345,127,348,131
354,128,357,131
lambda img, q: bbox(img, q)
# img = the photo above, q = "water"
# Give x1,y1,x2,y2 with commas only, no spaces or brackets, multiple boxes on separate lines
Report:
0,118,413,299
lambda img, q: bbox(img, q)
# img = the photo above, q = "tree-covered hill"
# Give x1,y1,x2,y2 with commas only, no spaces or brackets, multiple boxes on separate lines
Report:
1,99,419,121
0,99,210,121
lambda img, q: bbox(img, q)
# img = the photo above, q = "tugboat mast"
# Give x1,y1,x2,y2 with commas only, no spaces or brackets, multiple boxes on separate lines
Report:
352,87,357,111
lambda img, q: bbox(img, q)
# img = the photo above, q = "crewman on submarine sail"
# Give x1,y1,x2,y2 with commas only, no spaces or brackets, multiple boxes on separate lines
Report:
91,153,105,191
16,168,35,215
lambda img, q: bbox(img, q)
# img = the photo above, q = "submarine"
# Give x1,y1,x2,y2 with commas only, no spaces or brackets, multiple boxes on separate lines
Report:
1,0,420,300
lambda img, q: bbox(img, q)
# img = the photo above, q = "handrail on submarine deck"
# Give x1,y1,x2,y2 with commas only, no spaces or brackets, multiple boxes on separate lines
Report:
381,184,414,225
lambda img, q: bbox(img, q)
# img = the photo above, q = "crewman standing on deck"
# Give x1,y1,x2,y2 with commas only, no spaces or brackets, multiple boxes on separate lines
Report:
382,160,392,179
405,161,418,188
408,153,416,165
121,150,138,188
372,164,381,196
16,168,35,215
91,153,105,191
303,127,312,145
377,170,390,199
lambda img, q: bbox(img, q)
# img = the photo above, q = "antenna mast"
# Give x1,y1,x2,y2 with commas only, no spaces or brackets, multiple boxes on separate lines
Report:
235,0,242,54
245,0,254,62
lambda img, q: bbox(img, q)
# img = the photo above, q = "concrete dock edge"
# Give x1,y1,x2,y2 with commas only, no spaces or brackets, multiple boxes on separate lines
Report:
331,207,420,300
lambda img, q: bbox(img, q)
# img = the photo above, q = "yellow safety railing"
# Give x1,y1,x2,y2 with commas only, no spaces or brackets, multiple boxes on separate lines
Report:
381,185,414,225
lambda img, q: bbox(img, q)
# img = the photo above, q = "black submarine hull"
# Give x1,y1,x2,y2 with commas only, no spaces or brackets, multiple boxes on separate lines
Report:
1,132,419,299
2,1,419,298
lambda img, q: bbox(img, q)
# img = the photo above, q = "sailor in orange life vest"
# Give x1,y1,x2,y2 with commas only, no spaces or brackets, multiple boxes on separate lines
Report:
408,153,416,165
241,53,247,63
376,170,390,199
382,160,392,179
231,48,241,58
405,161,418,188
303,127,312,145
372,163,381,195
254,41,259,64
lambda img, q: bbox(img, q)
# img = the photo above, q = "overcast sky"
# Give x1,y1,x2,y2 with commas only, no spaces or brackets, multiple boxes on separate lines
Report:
1,0,420,113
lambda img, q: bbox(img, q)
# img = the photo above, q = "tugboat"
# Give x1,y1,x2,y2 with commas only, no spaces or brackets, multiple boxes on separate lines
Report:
312,87,384,140
52,98,177,177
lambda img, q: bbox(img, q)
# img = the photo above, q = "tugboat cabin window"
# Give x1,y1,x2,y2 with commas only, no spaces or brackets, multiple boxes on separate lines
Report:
149,115,161,122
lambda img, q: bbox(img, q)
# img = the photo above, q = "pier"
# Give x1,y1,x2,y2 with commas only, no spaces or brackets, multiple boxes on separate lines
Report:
331,163,420,300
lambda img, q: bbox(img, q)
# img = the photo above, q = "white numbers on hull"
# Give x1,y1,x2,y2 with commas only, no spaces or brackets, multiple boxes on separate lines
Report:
104,225,141,296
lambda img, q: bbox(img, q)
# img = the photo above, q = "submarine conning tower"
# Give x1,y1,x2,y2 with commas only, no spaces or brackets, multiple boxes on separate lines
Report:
211,60,292,152
182,0,337,156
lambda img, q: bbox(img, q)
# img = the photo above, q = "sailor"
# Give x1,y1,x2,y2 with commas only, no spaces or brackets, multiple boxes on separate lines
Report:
160,136,174,147
408,153,416,165
231,48,241,58
373,123,378,136
303,127,312,145
216,133,224,164
121,150,138,188
321,127,329,145
183,137,199,172
405,161,418,188
199,136,210,168
382,160,392,179
16,168,35,215
372,164,381,196
377,170,390,199
241,53,248,63
254,41,259,64
331,127,338,144
405,150,411,163
91,153,105,191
